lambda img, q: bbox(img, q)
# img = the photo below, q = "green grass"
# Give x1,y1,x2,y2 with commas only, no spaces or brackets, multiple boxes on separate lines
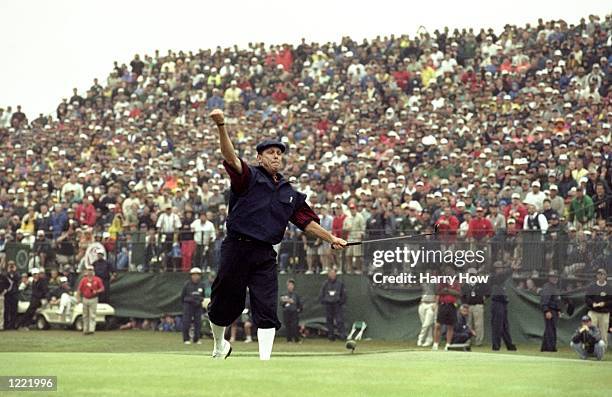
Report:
1,330,610,397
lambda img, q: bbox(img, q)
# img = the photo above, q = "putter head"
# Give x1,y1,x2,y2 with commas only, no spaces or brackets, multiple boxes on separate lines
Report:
345,339,357,352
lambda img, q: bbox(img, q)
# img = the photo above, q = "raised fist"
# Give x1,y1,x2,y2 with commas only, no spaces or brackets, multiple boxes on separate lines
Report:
209,109,224,126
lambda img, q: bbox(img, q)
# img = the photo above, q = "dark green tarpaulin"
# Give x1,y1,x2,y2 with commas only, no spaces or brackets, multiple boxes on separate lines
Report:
108,273,589,344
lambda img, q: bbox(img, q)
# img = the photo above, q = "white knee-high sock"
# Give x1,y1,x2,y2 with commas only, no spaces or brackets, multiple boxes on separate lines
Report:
257,328,276,360
210,322,226,352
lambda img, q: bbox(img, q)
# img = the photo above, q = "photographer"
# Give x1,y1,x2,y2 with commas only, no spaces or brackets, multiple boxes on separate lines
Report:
570,315,605,360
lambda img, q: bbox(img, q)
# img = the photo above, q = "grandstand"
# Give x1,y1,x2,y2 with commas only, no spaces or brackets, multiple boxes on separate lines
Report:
0,14,609,278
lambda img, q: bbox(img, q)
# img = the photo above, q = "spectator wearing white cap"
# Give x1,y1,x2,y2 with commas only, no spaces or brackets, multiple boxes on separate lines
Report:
524,181,546,211
50,276,76,317
548,184,565,215
60,174,84,203
75,196,97,227
223,80,242,104
569,187,595,228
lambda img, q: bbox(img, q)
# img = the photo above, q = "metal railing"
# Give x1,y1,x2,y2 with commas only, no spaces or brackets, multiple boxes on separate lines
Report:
3,229,610,279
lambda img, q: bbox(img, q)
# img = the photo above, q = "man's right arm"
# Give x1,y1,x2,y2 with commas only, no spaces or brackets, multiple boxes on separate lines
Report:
210,109,241,173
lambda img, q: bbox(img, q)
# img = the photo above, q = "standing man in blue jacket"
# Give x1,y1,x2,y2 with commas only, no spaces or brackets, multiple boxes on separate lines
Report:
319,268,347,341
181,267,205,345
206,109,347,360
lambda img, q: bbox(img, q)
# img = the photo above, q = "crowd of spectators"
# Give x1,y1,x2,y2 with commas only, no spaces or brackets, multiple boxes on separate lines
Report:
0,14,610,279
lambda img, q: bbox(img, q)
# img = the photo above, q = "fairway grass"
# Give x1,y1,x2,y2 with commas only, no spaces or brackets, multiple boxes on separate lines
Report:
1,331,610,397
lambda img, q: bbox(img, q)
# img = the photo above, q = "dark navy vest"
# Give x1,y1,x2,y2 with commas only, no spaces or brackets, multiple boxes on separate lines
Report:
526,213,542,230
226,165,306,245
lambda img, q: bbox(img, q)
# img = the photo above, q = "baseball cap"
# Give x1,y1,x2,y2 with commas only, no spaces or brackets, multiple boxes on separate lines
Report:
597,268,607,276
190,267,202,274
581,315,591,322
256,140,286,154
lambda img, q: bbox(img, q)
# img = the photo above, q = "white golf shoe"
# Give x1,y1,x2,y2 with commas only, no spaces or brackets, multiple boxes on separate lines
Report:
212,339,232,359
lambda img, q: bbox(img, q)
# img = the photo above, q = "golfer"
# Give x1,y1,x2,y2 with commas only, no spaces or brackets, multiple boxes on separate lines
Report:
207,109,347,360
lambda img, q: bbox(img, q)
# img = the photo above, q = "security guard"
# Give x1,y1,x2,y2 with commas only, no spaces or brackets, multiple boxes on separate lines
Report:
489,261,518,351
319,268,347,341
540,270,561,352
181,267,205,344
207,109,347,360
461,267,488,346
3,262,20,329
92,249,116,304
280,279,303,342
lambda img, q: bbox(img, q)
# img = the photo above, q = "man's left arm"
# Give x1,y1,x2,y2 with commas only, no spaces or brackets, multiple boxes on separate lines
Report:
290,200,346,249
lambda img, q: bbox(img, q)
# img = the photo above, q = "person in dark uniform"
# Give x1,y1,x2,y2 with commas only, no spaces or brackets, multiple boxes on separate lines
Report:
451,304,476,345
92,249,116,304
489,261,518,351
461,267,488,346
16,268,48,330
585,268,612,347
280,279,303,342
181,267,205,344
540,270,561,352
4,261,20,329
319,268,347,341
206,109,347,360
0,267,9,330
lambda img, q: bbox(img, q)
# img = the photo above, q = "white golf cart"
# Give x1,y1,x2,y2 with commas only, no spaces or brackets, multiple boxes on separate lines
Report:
18,300,116,331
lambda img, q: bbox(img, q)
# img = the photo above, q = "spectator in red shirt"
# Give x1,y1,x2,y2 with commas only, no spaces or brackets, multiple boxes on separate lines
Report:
435,204,459,244
504,193,528,228
433,266,461,350
325,175,343,195
467,207,494,241
271,83,288,103
77,265,104,335
75,196,97,227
